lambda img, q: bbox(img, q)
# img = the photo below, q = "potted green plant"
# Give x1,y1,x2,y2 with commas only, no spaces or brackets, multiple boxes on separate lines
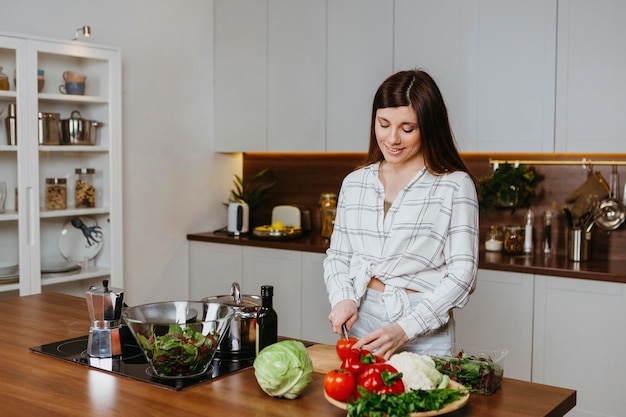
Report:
226,168,276,212
478,163,539,213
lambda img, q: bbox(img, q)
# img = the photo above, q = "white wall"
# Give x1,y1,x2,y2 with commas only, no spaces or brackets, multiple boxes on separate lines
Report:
1,0,240,304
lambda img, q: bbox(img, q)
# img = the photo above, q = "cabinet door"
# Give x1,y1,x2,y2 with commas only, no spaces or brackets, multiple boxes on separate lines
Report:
301,252,336,344
454,269,534,381
214,0,267,152
394,0,557,153
242,247,302,338
326,0,393,153
267,0,326,152
189,242,243,298
555,0,626,153
533,275,626,417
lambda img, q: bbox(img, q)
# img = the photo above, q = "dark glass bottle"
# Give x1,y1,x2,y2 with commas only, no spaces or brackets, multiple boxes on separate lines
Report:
256,285,278,354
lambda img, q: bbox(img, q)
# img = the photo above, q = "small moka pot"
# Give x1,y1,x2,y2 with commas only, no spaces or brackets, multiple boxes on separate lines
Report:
86,280,124,358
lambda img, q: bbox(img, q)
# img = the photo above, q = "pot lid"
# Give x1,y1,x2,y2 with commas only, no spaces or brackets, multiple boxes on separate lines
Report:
202,282,260,314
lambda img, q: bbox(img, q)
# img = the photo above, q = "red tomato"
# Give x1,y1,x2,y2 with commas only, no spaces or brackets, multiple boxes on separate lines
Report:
324,369,356,402
341,349,385,377
356,363,405,397
335,337,358,360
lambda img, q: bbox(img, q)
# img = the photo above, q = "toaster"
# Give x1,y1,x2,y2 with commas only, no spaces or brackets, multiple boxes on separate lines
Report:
271,205,311,234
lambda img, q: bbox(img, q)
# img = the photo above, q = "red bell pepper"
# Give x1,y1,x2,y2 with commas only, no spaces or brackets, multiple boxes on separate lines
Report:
341,349,384,377
356,363,405,396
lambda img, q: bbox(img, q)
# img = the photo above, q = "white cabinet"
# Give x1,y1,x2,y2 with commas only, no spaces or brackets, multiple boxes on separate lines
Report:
214,0,326,152
394,0,557,153
554,0,626,153
301,252,335,344
325,0,392,153
189,242,242,297
188,242,334,343
533,275,626,417
242,247,303,338
0,32,123,297
214,0,267,152
454,269,534,381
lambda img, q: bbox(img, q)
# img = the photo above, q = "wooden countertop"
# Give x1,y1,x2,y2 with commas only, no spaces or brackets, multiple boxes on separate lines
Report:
1,293,575,417
187,231,626,284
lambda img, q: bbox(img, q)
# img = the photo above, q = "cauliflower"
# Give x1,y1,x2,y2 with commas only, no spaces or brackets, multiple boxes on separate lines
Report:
387,351,448,392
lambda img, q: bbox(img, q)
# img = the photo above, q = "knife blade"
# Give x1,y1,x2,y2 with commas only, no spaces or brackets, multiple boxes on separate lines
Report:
341,323,350,341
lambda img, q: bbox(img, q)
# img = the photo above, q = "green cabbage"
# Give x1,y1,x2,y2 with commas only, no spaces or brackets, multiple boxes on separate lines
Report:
253,340,313,399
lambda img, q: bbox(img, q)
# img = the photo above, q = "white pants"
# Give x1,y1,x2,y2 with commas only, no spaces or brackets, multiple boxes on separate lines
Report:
349,288,454,356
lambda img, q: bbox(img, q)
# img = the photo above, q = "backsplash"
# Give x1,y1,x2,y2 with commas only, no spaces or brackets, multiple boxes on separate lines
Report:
243,152,626,260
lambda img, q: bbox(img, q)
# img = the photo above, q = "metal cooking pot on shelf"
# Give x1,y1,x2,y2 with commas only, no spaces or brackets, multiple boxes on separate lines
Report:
60,110,102,145
202,282,260,357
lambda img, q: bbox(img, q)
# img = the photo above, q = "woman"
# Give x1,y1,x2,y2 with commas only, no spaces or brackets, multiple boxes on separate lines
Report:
324,69,479,359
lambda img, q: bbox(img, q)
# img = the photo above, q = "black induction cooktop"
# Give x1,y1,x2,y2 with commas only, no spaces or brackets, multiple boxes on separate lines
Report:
29,326,255,391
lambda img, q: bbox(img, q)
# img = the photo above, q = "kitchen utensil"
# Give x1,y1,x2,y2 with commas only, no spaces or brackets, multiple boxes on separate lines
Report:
272,205,302,227
86,280,124,358
38,112,61,145
341,323,350,341
202,282,261,357
63,70,87,83
595,165,625,231
123,301,234,378
567,228,589,262
227,200,249,236
5,103,16,145
59,81,85,95
60,110,101,145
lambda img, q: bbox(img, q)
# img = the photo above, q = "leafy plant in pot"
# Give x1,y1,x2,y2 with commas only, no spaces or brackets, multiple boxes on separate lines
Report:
478,163,539,214
226,168,276,225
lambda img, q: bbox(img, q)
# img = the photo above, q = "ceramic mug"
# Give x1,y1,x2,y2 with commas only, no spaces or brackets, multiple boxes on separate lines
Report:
63,71,87,83
59,82,85,95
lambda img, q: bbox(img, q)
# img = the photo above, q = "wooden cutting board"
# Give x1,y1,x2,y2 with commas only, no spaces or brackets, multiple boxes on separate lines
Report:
307,344,341,374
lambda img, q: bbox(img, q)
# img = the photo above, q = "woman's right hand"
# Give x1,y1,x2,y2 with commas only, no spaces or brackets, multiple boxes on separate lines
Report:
328,299,358,335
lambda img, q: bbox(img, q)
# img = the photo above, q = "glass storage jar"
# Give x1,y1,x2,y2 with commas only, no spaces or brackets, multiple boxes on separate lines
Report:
319,193,337,238
75,168,96,208
46,178,67,210
485,225,504,252
503,225,525,255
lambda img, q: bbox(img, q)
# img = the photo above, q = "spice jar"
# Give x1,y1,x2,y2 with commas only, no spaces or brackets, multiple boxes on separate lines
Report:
0,67,9,90
46,178,67,210
320,193,337,238
503,225,525,255
75,168,96,208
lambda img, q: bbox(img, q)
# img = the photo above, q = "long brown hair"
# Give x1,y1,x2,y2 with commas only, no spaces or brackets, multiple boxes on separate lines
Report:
361,69,469,175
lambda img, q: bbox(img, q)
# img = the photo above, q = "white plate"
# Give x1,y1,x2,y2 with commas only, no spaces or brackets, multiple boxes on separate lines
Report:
58,217,104,262
0,264,19,280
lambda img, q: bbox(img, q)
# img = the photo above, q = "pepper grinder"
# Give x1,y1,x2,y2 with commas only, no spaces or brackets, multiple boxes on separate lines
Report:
86,280,124,358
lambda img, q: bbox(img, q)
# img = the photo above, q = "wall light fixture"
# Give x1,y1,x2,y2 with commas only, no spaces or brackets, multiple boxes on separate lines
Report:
72,26,91,41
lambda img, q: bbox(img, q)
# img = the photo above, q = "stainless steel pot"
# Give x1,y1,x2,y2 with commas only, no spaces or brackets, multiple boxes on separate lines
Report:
202,282,260,356
60,110,101,145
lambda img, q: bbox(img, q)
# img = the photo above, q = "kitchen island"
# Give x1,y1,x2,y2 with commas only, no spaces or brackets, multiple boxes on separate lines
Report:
1,293,575,417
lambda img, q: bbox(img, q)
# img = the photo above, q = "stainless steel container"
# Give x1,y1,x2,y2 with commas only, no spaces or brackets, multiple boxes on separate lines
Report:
38,112,61,145
202,282,260,357
60,110,101,145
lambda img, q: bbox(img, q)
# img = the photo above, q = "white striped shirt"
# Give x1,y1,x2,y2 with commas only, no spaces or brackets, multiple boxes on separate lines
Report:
323,162,479,340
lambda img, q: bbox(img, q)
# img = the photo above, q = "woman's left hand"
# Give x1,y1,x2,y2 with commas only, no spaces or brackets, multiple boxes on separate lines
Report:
352,323,409,360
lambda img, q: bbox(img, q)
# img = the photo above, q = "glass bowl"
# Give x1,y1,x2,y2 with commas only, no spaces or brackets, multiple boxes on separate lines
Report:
122,301,234,378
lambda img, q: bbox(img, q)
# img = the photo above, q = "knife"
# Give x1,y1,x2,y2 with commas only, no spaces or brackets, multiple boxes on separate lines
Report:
341,323,350,341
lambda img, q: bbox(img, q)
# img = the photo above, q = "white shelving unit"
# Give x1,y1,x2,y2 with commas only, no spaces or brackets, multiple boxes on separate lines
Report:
0,32,122,297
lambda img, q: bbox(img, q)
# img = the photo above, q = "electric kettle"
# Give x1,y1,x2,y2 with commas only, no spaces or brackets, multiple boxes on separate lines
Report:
227,200,249,236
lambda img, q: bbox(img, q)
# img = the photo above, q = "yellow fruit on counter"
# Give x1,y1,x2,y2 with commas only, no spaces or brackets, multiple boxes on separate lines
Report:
271,221,286,231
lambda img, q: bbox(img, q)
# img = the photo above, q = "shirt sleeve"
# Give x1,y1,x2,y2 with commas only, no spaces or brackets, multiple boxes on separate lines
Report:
396,173,479,340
